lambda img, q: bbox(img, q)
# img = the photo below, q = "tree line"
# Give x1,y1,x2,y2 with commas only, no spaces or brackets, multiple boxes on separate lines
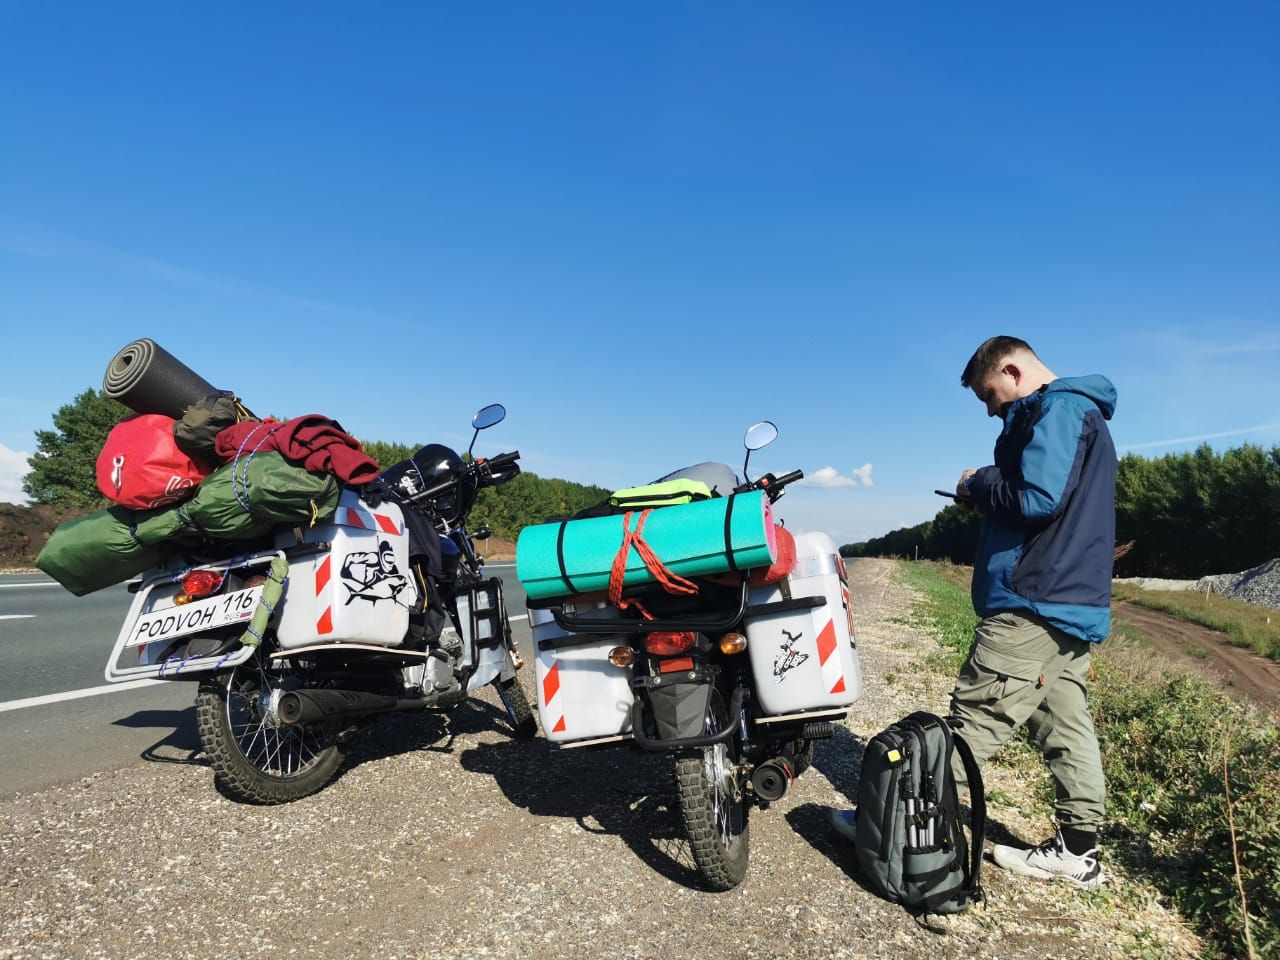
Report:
22,390,610,537
841,444,1280,579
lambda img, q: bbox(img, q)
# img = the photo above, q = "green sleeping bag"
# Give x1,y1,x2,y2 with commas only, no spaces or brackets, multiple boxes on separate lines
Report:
516,490,776,601
135,451,340,543
36,506,165,596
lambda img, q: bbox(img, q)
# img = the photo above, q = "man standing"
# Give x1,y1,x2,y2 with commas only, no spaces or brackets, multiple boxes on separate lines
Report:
951,335,1117,888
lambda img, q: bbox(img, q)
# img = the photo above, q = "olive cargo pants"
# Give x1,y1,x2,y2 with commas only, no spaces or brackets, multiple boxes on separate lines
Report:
948,611,1106,831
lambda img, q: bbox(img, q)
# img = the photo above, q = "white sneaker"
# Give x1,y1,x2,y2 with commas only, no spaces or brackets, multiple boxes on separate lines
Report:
992,831,1104,889
828,808,857,844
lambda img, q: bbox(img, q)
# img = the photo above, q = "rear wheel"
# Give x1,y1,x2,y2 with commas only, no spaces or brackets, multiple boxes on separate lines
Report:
195,654,345,804
493,676,538,740
674,692,749,890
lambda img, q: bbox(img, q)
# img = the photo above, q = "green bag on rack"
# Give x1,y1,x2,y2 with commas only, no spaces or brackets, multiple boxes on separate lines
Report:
36,506,165,596
149,451,340,541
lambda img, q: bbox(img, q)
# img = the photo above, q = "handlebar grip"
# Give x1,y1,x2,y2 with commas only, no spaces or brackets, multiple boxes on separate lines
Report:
775,469,804,486
487,450,520,467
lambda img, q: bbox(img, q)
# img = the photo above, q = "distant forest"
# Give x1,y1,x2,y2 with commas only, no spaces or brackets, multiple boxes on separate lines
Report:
840,444,1280,579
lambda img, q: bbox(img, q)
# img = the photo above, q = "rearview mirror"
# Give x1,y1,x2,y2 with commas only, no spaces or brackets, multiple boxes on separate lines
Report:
744,420,778,451
472,404,506,431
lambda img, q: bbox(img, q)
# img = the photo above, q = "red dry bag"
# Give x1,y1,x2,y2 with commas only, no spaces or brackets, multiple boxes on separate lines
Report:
96,414,208,509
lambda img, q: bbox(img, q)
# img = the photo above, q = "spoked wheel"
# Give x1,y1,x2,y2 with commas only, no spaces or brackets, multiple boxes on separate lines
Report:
673,690,750,891
493,676,538,740
195,653,345,804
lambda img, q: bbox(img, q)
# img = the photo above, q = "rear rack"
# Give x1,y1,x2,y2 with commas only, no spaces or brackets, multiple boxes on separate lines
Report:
105,548,288,684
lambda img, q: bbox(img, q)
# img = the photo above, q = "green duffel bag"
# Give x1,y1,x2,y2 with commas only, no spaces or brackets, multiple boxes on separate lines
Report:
159,451,340,541
36,506,166,596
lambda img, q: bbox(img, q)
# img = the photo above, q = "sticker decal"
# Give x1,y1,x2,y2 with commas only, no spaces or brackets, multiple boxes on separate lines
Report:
772,628,810,683
342,539,411,606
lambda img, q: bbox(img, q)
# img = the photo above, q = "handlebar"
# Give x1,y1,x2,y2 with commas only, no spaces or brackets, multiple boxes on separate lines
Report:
737,468,804,501
475,450,521,487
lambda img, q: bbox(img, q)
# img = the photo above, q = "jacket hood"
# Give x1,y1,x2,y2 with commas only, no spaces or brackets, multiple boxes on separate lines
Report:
1045,375,1117,420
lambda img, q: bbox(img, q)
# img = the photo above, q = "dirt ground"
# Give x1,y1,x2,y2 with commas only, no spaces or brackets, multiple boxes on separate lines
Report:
1113,600,1280,714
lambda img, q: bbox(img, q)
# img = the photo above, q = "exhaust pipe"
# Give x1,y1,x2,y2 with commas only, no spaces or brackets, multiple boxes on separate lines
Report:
750,757,795,802
277,689,422,726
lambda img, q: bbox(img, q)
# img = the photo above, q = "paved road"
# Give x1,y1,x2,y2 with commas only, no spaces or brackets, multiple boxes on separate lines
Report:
0,565,532,797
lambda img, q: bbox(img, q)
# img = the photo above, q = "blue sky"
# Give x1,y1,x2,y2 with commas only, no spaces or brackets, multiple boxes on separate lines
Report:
2,2,1277,543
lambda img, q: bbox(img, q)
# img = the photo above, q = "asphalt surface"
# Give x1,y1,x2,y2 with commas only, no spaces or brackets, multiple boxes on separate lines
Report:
0,565,532,797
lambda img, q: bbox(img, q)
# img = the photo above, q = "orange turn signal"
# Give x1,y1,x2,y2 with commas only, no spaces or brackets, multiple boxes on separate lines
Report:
719,632,748,655
608,646,636,668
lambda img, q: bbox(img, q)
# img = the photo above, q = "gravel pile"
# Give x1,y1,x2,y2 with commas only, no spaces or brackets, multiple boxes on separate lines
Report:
1113,577,1198,591
1196,557,1280,611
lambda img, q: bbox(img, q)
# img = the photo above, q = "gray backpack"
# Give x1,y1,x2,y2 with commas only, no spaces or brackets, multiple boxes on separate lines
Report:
853,712,985,915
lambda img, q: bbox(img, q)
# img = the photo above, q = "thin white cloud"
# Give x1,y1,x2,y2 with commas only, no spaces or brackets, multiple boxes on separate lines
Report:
799,467,856,489
0,443,31,505
1120,423,1280,452
797,464,874,489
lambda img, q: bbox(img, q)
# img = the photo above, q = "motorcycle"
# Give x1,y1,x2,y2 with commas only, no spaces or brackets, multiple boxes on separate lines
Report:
104,403,535,803
525,422,863,890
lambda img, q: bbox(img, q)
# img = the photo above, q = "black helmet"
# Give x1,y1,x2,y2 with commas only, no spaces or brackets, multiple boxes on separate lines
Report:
381,443,474,523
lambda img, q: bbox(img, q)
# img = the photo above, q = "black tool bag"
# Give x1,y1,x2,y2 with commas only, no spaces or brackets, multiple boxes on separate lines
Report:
853,712,985,916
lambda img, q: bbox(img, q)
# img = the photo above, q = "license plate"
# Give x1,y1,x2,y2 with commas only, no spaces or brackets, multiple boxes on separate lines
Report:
125,587,264,649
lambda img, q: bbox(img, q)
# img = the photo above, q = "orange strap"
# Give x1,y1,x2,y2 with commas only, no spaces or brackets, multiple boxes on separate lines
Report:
607,509,699,620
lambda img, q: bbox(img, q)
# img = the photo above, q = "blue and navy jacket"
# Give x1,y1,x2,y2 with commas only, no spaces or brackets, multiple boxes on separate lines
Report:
969,375,1118,643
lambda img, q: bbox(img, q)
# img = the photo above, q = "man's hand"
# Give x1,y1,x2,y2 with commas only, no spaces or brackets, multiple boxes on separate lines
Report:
956,469,978,511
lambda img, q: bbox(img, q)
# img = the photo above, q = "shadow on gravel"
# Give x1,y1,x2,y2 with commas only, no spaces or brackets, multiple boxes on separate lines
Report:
460,737,717,889
115,706,203,764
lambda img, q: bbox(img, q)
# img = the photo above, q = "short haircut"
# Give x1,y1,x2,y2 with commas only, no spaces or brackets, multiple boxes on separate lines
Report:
960,336,1036,388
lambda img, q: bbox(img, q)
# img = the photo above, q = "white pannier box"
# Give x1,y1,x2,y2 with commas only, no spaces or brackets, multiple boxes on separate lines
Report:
530,602,634,745
743,531,862,716
274,489,415,649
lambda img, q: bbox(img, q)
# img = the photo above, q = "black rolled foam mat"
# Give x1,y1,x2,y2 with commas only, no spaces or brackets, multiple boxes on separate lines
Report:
102,338,220,418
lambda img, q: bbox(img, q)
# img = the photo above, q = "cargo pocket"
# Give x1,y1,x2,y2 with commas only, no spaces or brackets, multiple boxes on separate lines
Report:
902,847,963,910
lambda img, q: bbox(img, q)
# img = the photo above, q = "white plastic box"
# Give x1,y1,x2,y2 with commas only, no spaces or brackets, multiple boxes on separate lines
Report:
273,490,415,649
530,602,634,744
743,531,862,716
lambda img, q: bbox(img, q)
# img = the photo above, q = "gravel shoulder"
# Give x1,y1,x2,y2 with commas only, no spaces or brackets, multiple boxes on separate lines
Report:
0,559,1198,960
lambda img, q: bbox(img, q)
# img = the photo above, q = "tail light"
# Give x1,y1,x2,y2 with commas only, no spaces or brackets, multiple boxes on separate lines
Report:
643,631,696,656
657,656,695,674
175,569,225,605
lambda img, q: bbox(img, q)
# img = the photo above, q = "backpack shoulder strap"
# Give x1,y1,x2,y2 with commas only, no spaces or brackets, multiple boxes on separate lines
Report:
949,729,986,900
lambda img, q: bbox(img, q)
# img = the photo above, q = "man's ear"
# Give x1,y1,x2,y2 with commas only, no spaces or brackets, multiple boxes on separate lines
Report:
1002,362,1022,385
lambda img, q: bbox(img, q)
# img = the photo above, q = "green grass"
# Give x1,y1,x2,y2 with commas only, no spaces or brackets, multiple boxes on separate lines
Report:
898,559,1280,960
894,560,977,671
1113,582,1280,661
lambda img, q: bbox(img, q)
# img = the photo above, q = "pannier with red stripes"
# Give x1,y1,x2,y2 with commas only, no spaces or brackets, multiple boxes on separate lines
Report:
273,489,413,649
743,531,863,715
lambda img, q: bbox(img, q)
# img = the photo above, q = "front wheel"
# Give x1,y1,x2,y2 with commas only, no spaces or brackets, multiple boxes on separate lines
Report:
673,691,749,890
493,676,538,740
195,654,345,804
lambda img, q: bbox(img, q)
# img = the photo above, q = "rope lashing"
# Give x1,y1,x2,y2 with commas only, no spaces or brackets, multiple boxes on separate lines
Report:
607,509,699,620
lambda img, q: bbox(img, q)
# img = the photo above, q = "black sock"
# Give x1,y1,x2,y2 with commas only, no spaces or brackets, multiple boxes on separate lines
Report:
1060,826,1097,856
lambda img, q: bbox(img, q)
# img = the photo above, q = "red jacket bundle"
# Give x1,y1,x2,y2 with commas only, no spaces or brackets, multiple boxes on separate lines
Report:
214,416,380,485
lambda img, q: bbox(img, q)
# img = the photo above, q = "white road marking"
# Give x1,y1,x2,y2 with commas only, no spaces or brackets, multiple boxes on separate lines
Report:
0,618,531,713
0,615,36,620
0,582,59,589
0,679,165,713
